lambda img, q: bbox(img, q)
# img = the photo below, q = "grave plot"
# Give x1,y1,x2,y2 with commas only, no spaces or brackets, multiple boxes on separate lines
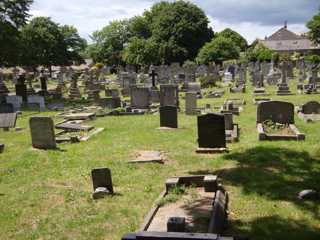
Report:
257,101,305,141
196,114,228,154
297,101,320,122
91,168,114,200
122,175,239,240
29,117,104,149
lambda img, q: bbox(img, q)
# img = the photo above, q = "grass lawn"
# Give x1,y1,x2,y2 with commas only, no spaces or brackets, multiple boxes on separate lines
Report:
0,81,320,240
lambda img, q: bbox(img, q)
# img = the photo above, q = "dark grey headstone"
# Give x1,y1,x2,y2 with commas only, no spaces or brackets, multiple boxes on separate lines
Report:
91,168,113,197
197,114,226,149
208,190,228,234
301,101,320,114
223,113,233,131
160,106,178,128
29,117,56,149
257,101,294,124
130,86,151,109
0,103,14,113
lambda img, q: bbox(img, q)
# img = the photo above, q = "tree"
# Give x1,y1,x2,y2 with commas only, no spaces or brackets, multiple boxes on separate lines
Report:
196,36,240,64
60,25,87,64
88,20,131,65
246,42,275,62
307,10,320,44
0,0,33,66
143,0,213,64
122,37,159,66
216,28,248,51
21,17,85,70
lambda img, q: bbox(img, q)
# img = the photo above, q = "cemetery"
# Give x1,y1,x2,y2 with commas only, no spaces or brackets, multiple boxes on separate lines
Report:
1,1,320,240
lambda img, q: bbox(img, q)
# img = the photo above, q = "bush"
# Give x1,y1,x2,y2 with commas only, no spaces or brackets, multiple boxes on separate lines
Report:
199,75,217,88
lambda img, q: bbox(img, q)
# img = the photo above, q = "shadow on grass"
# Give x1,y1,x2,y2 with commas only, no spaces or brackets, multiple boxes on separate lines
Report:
189,146,320,216
229,215,320,240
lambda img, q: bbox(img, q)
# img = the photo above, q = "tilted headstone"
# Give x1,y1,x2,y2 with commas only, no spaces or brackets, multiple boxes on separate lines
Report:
29,117,56,149
257,101,294,124
160,106,178,129
91,168,113,199
197,113,226,149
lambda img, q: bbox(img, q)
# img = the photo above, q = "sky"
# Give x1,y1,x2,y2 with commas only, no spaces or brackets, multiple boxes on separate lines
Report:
29,0,319,44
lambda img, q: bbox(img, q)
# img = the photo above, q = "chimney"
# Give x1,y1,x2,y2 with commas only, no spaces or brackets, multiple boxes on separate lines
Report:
284,21,287,29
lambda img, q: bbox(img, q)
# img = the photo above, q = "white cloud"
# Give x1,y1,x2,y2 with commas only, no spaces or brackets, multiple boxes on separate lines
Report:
29,0,317,43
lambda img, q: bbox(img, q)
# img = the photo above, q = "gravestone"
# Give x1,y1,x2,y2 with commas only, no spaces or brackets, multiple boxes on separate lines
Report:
0,113,17,129
185,92,197,115
69,73,82,99
91,168,114,199
277,62,292,95
6,95,23,111
301,101,320,114
130,86,151,109
27,95,45,111
257,101,294,124
197,114,226,150
29,117,56,149
15,74,27,102
186,82,201,95
0,71,9,97
160,106,178,129
39,70,48,94
160,84,179,107
0,103,14,113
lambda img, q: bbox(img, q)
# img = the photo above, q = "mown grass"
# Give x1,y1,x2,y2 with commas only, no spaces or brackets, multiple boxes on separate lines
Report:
0,80,320,240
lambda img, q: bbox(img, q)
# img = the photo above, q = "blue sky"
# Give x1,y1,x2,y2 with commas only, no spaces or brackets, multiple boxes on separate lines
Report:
29,0,319,43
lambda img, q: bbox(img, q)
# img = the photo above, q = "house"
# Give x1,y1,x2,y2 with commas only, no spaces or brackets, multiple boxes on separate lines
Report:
259,22,320,55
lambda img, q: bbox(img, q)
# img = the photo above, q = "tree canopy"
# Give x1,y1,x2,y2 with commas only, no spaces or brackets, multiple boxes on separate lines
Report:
90,1,214,66
196,36,240,64
216,28,248,51
21,17,86,68
307,10,320,44
0,0,33,66
245,42,275,62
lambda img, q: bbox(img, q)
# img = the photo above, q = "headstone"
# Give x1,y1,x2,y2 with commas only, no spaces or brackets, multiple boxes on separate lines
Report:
160,84,179,107
301,101,320,114
0,71,9,97
69,73,82,99
91,168,113,199
15,74,27,102
277,61,292,95
185,92,197,115
0,103,14,113
130,86,151,109
197,114,226,149
257,101,294,124
29,117,56,149
6,95,22,111
160,106,178,129
0,113,17,129
27,95,45,111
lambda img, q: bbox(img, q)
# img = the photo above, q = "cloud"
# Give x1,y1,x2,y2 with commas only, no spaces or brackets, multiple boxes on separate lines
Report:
29,0,319,43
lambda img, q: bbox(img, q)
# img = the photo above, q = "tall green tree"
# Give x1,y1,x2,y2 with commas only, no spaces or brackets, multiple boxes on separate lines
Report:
88,20,131,65
196,36,240,64
307,10,320,44
0,0,33,66
216,28,248,51
21,17,86,69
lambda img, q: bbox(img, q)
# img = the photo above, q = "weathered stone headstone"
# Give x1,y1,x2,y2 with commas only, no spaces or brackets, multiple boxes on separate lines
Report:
160,106,178,129
185,92,197,115
197,113,226,151
160,84,179,107
0,71,9,97
28,95,45,111
5,95,22,111
91,168,113,199
0,113,17,129
130,86,151,109
29,117,56,149
301,101,320,114
277,61,292,95
15,74,27,102
257,101,294,124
